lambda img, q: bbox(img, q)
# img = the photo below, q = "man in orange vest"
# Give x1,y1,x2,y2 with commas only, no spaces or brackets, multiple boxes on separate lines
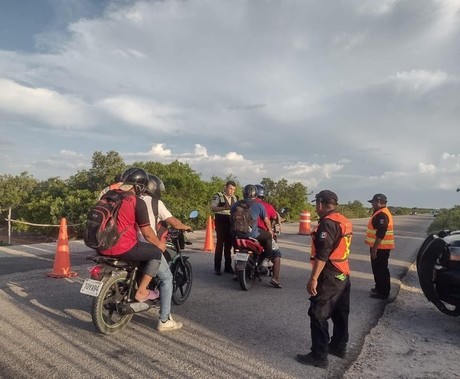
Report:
296,190,352,369
365,193,395,300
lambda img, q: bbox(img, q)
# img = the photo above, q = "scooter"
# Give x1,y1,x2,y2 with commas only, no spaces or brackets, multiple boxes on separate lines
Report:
80,210,197,334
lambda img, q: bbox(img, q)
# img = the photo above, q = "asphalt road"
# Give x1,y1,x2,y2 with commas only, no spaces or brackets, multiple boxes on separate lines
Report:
0,215,432,379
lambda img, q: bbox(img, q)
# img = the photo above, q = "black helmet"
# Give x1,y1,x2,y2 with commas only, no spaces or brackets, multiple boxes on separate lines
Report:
114,173,123,183
243,184,258,200
146,174,165,199
255,184,266,199
121,167,148,195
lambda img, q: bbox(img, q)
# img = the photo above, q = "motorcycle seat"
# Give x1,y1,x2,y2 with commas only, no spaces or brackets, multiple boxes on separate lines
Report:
235,238,264,254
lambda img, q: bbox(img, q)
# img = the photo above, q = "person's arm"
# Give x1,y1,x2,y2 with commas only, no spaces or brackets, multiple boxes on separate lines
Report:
164,216,192,231
371,212,388,259
139,224,166,251
307,260,327,296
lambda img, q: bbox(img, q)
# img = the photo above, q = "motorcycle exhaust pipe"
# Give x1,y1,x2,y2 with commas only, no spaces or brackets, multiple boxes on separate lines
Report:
117,301,151,315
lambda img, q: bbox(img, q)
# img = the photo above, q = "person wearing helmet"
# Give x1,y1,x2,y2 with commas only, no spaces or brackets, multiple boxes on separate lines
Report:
210,180,239,275
137,173,191,331
97,173,125,200
254,184,283,288
98,167,166,305
231,184,273,263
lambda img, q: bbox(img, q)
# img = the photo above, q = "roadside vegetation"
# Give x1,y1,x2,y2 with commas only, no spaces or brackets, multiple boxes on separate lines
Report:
0,151,453,241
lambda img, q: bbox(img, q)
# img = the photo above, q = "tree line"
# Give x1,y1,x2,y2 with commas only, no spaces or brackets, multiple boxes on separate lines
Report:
0,151,447,241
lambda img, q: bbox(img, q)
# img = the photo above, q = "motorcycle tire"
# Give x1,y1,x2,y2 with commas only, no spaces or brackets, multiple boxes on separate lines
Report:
238,262,256,291
91,273,133,334
172,260,193,305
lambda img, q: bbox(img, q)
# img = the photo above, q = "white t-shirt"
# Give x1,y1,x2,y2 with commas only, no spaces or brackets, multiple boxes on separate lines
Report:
138,194,173,241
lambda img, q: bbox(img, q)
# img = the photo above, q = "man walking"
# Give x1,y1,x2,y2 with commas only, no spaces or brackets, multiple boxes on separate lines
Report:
365,193,395,300
296,190,352,369
210,181,238,275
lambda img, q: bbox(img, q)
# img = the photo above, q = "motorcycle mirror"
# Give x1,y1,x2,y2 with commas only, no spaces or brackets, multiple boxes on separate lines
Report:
189,210,199,219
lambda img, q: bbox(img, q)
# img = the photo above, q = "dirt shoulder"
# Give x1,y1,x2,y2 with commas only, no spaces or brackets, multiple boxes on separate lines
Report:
344,264,460,379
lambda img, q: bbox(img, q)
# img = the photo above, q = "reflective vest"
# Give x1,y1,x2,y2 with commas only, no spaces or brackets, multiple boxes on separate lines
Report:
213,192,237,216
365,207,395,250
310,212,353,275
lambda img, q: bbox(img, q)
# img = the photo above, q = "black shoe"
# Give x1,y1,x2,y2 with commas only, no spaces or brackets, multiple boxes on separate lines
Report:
214,270,221,276
295,353,328,369
370,287,378,295
224,267,235,274
370,293,388,300
328,344,346,359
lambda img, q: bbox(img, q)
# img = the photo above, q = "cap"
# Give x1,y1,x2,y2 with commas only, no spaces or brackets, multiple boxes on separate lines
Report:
312,190,338,204
368,193,387,203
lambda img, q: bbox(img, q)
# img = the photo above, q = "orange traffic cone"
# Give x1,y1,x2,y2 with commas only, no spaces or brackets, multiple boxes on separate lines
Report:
203,215,215,252
48,218,77,278
298,211,311,235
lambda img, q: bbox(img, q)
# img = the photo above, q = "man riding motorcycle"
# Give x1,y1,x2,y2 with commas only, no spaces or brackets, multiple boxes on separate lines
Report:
254,184,283,288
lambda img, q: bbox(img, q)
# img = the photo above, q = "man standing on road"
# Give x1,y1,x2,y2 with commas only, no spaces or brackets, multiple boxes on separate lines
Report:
296,190,352,369
365,193,395,300
210,181,238,275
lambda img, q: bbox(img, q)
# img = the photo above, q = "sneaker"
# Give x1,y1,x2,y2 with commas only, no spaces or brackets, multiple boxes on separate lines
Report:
295,353,328,369
328,344,346,359
370,293,389,300
157,315,183,332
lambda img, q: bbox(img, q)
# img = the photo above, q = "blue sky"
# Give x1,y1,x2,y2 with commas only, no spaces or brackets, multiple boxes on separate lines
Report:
1,0,460,209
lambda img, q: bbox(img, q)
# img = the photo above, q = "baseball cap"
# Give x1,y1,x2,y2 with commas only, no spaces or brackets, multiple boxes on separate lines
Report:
368,193,387,203
312,190,338,204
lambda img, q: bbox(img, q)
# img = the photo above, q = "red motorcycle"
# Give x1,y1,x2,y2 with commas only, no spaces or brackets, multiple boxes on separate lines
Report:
233,208,288,291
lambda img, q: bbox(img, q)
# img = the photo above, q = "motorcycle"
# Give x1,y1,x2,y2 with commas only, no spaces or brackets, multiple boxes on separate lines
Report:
80,210,197,334
234,207,288,291
416,229,460,316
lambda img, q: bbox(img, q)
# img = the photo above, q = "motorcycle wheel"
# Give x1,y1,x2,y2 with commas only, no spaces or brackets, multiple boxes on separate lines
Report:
172,260,193,305
238,262,256,291
91,273,133,334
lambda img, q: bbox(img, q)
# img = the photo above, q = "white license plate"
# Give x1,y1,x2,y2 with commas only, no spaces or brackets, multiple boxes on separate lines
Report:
80,278,103,297
235,252,249,261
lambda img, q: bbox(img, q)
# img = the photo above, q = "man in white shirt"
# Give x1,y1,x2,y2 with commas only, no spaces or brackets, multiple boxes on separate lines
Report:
139,174,191,332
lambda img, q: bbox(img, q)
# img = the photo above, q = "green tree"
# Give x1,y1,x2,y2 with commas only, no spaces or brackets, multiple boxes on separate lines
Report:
427,206,460,234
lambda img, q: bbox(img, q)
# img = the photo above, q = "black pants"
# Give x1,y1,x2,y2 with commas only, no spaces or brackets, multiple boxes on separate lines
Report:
256,229,273,259
308,269,350,359
371,248,391,296
102,242,163,277
214,214,233,271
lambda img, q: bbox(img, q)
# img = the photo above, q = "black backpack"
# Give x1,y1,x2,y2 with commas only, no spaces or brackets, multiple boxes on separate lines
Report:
84,190,130,251
230,200,254,236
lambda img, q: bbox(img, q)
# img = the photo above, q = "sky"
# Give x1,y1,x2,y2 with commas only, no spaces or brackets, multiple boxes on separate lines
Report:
1,0,459,209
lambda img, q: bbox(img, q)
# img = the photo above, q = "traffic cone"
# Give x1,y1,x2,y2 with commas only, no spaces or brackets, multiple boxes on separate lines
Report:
203,215,215,252
48,218,77,278
298,211,311,235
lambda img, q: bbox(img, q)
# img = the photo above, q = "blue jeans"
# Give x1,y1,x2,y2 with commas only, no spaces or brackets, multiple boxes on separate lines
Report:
156,255,173,321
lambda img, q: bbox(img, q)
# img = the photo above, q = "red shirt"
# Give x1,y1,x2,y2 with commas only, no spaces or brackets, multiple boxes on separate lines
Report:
100,191,151,256
254,198,277,230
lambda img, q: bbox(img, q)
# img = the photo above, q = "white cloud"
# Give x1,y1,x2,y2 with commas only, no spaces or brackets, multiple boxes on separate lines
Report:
96,96,182,131
1,0,460,208
0,78,91,127
392,70,451,94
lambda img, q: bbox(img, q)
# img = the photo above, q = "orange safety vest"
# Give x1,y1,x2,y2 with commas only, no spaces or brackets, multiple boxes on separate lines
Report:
365,207,395,250
310,212,353,275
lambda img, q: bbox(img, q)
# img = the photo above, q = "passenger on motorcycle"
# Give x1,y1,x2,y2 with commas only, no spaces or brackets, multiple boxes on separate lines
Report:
254,184,283,288
138,174,192,332
97,168,166,304
231,184,273,266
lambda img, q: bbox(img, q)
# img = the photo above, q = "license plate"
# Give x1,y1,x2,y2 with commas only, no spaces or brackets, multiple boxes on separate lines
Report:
80,278,103,297
235,252,249,261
